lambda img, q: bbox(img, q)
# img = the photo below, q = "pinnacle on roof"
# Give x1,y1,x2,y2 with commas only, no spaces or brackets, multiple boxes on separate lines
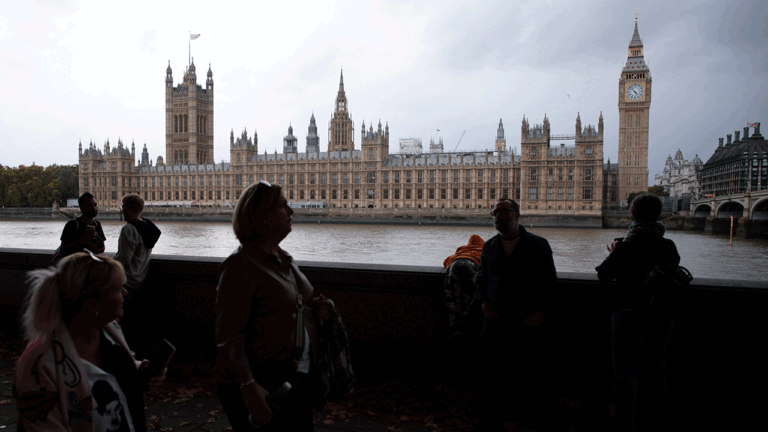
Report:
166,61,172,74
207,63,212,77
189,58,196,72
629,19,643,48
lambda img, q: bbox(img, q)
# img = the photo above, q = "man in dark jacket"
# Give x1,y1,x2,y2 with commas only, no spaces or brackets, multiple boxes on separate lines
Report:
597,193,681,432
58,192,106,260
475,198,557,430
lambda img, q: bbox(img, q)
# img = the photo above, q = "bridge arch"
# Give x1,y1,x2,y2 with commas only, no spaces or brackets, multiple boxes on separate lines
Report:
752,198,768,220
716,201,745,218
693,204,712,217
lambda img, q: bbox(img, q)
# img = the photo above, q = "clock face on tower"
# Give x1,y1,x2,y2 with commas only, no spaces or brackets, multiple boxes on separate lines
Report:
627,84,644,100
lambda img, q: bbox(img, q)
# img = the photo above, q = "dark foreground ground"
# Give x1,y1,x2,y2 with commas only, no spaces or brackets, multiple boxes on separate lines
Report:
0,330,750,431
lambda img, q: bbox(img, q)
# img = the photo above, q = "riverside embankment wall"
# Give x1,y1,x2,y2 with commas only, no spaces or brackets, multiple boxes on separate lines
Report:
1,207,602,227
1,248,766,427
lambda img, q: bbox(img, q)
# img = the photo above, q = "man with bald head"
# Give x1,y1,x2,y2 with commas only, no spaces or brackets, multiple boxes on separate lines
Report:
474,198,558,430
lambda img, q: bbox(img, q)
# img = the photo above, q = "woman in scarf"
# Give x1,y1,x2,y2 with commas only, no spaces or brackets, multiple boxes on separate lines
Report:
214,181,351,431
596,193,681,432
14,252,166,432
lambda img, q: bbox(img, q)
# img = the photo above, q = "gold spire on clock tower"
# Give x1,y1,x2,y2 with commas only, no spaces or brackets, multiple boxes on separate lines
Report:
617,16,651,203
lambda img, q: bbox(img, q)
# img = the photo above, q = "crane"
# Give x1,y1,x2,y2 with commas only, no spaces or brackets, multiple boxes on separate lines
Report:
452,130,466,152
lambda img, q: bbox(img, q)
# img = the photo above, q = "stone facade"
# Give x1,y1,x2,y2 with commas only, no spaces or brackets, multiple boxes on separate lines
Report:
654,149,702,199
78,20,645,214
617,18,652,203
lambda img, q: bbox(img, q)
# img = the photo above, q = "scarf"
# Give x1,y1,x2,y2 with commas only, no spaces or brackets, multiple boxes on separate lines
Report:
624,221,665,241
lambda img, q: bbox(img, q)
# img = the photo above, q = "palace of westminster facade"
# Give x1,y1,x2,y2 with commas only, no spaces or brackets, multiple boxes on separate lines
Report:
78,21,651,215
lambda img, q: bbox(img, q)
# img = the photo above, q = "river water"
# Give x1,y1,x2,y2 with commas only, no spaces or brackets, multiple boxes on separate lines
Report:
2,220,767,281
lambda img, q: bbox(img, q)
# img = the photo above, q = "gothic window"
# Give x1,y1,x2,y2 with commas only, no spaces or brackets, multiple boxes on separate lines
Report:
184,150,188,163
528,187,538,200
490,188,495,200
174,116,178,133
530,148,537,158
310,174,316,185
383,172,389,183
355,189,360,199
442,171,447,183
406,189,411,199
548,169,553,181
568,188,573,199
367,189,374,199
418,171,423,183
477,170,483,182
490,170,496,182
558,188,563,199
548,188,553,199
568,168,573,181
529,168,538,181
465,171,471,183
583,187,593,200
394,189,400,199
368,173,375,184
383,189,389,199
321,174,326,185
441,188,447,199
429,189,435,199
453,188,459,199
586,146,593,157
585,168,592,181
354,173,360,184
454,171,459,183
465,188,471,199
237,154,241,163
406,172,412,183
417,189,422,199
311,190,315,200
477,188,483,199
184,115,188,132
503,170,509,183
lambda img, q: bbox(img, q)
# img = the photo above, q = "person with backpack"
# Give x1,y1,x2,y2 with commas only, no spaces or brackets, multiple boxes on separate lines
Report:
114,194,162,357
596,193,685,432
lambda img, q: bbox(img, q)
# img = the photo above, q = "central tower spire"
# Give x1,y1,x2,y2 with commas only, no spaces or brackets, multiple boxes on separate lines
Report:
336,70,348,113
328,69,354,152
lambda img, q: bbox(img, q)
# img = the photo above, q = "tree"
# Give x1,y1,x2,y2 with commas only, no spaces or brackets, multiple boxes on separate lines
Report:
647,185,669,197
0,164,78,207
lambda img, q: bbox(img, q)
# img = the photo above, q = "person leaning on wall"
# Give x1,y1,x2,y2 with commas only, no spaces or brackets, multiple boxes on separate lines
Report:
114,194,161,358
596,193,682,432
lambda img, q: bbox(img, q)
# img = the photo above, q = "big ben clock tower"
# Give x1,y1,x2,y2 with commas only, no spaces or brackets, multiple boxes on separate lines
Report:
618,16,651,203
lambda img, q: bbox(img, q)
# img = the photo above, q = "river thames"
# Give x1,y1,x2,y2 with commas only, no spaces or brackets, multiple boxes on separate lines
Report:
2,220,767,281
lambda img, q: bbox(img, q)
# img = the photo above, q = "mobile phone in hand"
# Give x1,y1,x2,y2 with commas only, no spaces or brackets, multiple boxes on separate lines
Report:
141,339,176,380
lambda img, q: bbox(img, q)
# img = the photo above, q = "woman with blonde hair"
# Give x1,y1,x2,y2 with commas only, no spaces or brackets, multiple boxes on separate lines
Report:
215,181,352,431
14,252,166,432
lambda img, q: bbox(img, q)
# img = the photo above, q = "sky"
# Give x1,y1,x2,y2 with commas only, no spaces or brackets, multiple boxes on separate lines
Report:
1,0,766,184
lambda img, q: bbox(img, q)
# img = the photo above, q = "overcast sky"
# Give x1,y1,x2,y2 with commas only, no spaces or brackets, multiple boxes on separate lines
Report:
1,0,766,184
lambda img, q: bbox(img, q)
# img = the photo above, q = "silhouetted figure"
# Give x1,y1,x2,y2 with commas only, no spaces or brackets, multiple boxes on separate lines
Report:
57,192,106,260
597,193,681,432
474,199,557,430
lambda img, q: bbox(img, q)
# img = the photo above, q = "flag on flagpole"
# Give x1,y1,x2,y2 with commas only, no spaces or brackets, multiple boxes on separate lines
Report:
437,129,440,132
748,123,759,127
190,34,201,40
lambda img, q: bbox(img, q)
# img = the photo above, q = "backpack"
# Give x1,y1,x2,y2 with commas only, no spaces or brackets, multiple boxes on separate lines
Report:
645,259,693,315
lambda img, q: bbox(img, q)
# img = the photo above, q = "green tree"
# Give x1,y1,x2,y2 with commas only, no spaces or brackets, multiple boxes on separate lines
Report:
0,163,78,207
647,185,669,197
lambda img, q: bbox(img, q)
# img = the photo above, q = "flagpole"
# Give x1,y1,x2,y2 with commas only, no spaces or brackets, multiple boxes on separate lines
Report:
188,31,191,65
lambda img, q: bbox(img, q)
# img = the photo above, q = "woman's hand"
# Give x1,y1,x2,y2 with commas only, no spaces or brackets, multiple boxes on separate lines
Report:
138,359,168,389
241,381,272,424
607,240,620,253
316,294,334,321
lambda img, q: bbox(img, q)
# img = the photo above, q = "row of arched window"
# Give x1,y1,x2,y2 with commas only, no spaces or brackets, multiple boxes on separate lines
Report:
174,114,209,134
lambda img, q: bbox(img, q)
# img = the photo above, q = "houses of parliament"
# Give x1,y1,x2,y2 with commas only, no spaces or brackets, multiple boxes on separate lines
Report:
78,20,651,215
